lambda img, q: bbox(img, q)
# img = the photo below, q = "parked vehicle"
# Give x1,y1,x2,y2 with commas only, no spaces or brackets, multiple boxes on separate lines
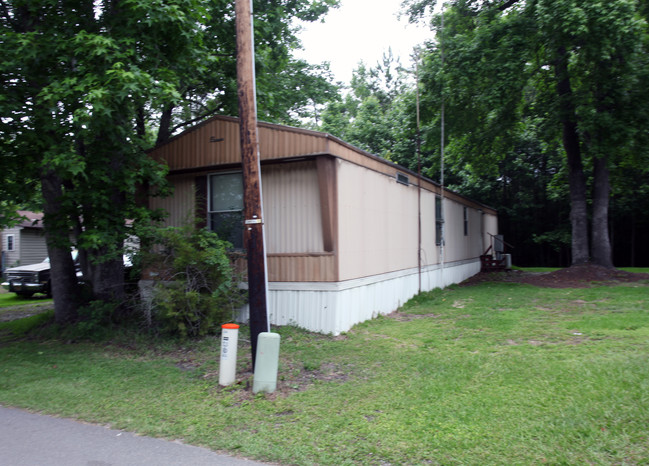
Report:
1,258,55,298
2,250,133,298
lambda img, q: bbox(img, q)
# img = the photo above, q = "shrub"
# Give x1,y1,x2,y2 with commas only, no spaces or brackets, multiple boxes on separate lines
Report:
141,225,246,338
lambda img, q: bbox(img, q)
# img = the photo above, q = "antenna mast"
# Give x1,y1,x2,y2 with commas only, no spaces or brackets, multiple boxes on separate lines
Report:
440,5,446,276
416,49,422,294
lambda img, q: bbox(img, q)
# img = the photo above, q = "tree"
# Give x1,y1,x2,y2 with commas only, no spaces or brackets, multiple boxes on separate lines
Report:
1,0,339,324
408,0,649,267
154,0,341,144
320,51,415,158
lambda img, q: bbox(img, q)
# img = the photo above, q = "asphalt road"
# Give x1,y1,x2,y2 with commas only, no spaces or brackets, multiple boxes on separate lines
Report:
0,405,270,466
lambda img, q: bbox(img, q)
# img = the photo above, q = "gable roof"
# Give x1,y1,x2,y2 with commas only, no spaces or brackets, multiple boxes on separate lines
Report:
16,211,44,229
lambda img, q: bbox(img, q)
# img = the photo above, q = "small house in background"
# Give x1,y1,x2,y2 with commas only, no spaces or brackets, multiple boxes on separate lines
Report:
1,211,47,272
148,116,498,335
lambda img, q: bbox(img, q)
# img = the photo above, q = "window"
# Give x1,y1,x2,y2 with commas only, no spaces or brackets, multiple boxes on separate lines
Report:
435,196,444,246
463,207,469,236
209,172,244,249
6,234,14,251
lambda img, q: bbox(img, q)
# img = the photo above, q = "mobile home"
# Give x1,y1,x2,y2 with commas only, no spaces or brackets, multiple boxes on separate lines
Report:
148,116,498,335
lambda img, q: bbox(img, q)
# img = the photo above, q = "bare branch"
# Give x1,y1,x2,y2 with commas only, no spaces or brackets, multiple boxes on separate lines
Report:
168,106,222,135
498,0,521,11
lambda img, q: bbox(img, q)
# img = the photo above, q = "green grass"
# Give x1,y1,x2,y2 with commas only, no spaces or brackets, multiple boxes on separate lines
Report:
511,266,561,272
513,266,649,274
1,281,648,465
0,310,54,339
620,267,649,273
0,291,52,308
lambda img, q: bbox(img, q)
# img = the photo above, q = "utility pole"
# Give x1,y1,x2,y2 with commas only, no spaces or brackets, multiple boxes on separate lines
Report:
235,0,270,369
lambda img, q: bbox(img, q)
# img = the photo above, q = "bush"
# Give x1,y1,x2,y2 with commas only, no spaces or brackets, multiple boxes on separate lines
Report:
141,225,246,338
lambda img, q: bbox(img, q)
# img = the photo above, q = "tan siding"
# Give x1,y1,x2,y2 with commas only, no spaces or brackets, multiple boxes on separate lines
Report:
421,193,439,266
149,174,196,228
149,116,496,285
267,254,335,282
151,116,496,218
262,161,324,254
337,161,419,280
338,160,490,280
443,198,466,262
153,116,331,171
469,207,485,256
159,163,325,253
149,164,334,282
151,116,496,217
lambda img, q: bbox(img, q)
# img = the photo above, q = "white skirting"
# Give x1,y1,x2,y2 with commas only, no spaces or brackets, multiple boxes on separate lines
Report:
238,258,481,335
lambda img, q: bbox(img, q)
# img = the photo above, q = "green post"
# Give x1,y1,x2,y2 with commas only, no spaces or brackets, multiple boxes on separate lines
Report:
252,332,280,394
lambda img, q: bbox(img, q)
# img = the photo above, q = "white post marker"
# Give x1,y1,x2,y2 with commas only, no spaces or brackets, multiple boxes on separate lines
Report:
219,323,240,386
252,332,281,394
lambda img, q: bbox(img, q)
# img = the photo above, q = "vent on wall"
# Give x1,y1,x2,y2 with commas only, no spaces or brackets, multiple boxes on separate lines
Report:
396,172,409,186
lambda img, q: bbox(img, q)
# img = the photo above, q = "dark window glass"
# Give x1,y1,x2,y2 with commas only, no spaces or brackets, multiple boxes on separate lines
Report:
436,197,444,246
209,173,244,249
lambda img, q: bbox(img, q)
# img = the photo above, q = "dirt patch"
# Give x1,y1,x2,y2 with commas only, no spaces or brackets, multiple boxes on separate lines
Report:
0,303,54,322
459,264,649,289
210,358,352,403
387,312,441,322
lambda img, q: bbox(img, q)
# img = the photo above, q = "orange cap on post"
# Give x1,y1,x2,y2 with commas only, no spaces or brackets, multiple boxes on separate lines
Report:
222,323,240,329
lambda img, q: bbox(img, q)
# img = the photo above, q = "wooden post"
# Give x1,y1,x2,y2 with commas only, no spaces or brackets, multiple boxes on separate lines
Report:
235,0,269,368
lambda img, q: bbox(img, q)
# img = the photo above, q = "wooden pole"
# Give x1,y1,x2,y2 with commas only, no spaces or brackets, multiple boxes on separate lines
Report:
235,0,269,369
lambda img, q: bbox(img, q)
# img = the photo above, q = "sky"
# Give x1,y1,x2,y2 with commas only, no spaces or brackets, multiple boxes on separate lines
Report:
294,0,433,85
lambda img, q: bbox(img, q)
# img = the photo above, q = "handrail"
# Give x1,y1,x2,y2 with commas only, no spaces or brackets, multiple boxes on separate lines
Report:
486,232,515,250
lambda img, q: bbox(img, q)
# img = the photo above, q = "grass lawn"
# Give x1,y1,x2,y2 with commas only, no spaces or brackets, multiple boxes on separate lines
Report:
0,290,52,308
1,279,648,465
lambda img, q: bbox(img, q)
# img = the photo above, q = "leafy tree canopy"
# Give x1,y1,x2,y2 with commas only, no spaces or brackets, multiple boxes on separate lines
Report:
0,0,339,322
407,0,649,266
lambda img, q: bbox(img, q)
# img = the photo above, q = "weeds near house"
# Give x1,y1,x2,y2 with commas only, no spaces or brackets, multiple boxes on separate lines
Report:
138,225,246,337
0,279,648,465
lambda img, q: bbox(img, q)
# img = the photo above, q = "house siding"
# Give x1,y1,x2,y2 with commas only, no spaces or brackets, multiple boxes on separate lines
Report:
152,116,331,171
151,160,336,282
337,159,420,281
2,227,21,268
262,161,324,254
19,229,48,265
150,174,197,228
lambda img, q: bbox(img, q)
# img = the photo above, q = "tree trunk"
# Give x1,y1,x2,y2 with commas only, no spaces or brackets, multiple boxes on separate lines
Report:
630,214,636,267
85,249,126,304
591,155,613,267
555,46,589,265
156,104,174,146
40,170,80,324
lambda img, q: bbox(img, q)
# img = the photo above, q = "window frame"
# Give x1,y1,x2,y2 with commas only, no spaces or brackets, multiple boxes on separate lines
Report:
207,171,244,249
435,196,444,246
6,234,14,251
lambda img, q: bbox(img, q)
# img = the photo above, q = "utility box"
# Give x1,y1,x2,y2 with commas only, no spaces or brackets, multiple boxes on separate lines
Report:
252,332,281,394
